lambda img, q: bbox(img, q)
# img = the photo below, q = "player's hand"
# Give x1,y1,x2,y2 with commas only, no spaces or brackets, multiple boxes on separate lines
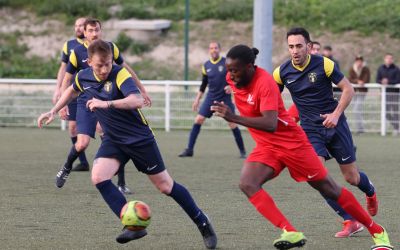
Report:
58,106,69,120
192,100,200,112
52,89,61,104
37,111,55,128
210,101,234,121
320,113,339,128
86,98,108,112
142,92,152,107
224,85,232,94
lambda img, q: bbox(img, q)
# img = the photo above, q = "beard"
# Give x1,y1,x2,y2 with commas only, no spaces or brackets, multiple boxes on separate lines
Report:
77,33,85,39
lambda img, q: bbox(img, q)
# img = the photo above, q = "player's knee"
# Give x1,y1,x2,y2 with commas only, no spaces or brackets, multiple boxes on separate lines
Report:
75,139,89,152
91,173,109,185
344,174,359,186
156,181,173,195
194,116,205,125
239,181,259,196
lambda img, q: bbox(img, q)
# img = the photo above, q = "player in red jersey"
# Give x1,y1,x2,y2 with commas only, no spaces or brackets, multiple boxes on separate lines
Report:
211,45,392,250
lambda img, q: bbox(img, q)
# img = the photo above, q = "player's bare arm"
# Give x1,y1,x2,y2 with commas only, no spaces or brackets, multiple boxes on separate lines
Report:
86,93,144,112
211,101,278,132
122,62,152,106
192,91,204,112
53,62,67,104
320,77,354,128
38,86,79,128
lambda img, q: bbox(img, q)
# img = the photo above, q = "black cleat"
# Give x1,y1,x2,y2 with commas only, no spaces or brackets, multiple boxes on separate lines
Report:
116,227,147,244
71,163,89,171
55,166,71,188
197,219,217,249
239,150,247,159
178,148,193,157
118,185,133,195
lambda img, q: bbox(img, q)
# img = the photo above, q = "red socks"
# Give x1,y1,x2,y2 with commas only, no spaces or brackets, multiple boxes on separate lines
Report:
337,187,383,235
249,189,296,232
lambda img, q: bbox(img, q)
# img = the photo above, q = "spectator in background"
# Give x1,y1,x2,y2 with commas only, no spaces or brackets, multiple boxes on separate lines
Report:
376,53,400,135
348,55,370,134
310,41,321,55
323,45,340,71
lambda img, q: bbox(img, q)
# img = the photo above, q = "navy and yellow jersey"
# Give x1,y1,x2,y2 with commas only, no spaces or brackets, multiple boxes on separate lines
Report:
200,56,230,100
273,54,344,128
66,41,123,75
72,65,154,145
60,38,84,63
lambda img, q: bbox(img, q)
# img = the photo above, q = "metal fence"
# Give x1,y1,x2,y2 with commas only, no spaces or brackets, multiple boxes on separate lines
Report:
0,78,399,136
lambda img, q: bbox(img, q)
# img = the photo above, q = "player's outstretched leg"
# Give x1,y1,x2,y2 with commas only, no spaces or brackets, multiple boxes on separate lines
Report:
179,123,201,157
55,145,82,188
230,127,246,158
70,136,90,171
309,176,392,249
168,181,217,249
117,164,133,195
150,170,217,249
324,198,364,237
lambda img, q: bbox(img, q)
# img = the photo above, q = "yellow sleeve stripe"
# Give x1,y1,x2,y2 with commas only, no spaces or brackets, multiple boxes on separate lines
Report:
137,109,155,136
112,42,120,60
273,66,283,85
201,65,206,75
70,50,78,68
62,42,68,55
75,73,83,92
116,67,132,90
323,56,335,77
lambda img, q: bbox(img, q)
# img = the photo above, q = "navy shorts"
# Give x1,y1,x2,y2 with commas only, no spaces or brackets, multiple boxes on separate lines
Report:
95,137,166,175
76,101,97,138
199,95,235,118
303,119,356,165
67,99,77,121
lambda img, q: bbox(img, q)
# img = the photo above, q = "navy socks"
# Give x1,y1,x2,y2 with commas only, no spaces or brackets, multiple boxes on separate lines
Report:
357,171,375,197
231,127,245,152
168,182,207,225
96,180,127,218
188,124,202,150
70,136,88,164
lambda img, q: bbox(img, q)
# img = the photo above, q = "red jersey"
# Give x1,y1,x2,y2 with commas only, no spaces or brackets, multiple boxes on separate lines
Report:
227,67,309,149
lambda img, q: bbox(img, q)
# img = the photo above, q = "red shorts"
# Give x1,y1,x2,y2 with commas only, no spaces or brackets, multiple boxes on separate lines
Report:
246,143,328,182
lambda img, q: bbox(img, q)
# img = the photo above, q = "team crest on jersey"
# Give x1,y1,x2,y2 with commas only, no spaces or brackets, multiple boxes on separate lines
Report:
218,65,224,72
104,81,112,92
308,72,317,83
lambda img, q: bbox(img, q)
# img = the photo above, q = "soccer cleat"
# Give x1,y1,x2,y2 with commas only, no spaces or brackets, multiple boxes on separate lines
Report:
71,162,89,172
371,227,393,250
178,148,193,157
334,220,364,238
116,227,147,244
366,193,378,216
239,150,247,159
197,218,217,249
273,230,306,250
55,166,71,188
118,185,133,195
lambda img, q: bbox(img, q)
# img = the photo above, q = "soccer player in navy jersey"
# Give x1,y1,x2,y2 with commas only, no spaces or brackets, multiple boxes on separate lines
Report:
38,40,217,249
273,27,379,238
179,42,246,158
57,18,150,194
52,17,90,172
211,44,391,250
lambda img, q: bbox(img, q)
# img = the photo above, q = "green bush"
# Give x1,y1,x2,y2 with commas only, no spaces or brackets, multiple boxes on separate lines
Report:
115,32,150,55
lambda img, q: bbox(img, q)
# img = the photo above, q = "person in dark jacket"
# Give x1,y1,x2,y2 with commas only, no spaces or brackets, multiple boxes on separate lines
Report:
376,53,400,135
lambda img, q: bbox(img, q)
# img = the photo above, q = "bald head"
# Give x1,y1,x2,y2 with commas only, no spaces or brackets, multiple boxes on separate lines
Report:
74,17,86,39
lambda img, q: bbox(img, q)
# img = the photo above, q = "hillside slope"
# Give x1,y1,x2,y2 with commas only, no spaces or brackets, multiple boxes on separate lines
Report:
1,7,399,80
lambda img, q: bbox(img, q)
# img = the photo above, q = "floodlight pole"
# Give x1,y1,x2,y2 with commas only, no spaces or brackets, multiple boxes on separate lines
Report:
184,0,190,84
253,0,273,72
